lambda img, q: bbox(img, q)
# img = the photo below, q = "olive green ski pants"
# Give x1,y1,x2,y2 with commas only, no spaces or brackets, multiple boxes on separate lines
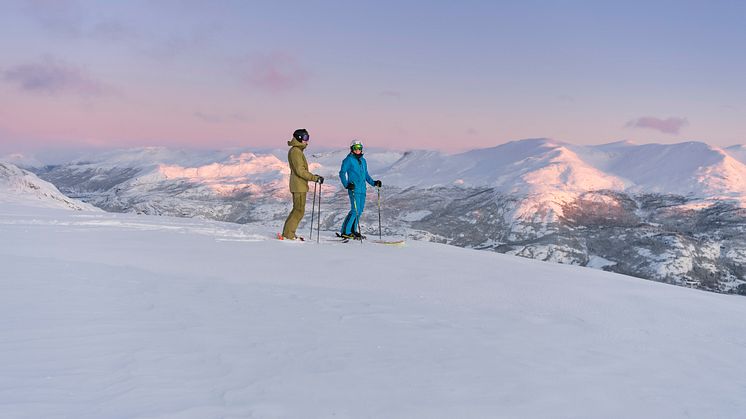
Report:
282,192,307,239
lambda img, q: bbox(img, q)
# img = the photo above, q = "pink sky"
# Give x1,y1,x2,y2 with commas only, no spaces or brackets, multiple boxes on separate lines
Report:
1,1,745,155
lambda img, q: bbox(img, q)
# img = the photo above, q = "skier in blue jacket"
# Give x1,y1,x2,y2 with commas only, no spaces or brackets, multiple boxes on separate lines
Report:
339,139,382,239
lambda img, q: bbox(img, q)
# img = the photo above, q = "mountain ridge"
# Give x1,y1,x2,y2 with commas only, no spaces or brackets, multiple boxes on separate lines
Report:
0,162,98,211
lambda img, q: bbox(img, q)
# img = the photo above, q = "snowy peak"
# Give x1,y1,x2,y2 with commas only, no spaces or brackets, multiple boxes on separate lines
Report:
725,144,746,165
155,152,289,196
585,141,746,198
384,139,625,194
487,140,625,193
0,162,97,211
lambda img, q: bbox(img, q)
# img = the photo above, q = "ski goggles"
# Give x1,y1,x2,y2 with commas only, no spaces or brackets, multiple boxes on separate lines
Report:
351,144,363,151
301,133,309,141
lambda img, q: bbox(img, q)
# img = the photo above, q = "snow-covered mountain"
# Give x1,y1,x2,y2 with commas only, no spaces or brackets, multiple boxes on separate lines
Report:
27,139,746,293
29,139,746,201
726,144,746,164
2,201,745,418
381,139,746,200
0,152,43,167
0,161,97,211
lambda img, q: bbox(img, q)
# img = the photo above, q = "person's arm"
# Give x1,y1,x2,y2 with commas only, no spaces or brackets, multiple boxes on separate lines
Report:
339,158,351,188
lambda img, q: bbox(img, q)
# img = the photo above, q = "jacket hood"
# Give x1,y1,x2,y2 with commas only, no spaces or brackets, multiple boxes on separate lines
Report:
288,138,307,149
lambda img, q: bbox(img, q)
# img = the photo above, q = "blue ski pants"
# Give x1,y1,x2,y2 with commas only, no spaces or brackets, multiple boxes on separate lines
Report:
340,189,367,235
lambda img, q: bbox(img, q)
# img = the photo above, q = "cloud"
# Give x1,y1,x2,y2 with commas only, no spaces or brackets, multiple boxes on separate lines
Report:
245,52,309,93
626,116,688,135
381,90,402,99
193,112,222,123
2,56,106,96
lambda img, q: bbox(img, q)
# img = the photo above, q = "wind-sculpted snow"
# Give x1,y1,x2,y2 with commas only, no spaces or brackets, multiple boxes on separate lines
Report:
27,139,746,294
2,204,746,418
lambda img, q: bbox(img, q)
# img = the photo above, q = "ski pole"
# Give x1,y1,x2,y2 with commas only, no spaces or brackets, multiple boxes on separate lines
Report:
317,183,321,243
377,186,382,240
309,181,317,240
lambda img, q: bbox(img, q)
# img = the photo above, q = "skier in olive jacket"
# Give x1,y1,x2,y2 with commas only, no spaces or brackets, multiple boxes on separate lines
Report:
338,139,381,239
281,129,323,240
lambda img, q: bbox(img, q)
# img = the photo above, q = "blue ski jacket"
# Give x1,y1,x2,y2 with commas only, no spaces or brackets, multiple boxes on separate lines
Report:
339,153,375,191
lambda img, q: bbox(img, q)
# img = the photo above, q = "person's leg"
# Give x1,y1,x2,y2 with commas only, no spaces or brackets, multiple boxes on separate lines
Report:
340,190,356,236
353,190,366,235
340,212,354,236
282,192,306,239
356,191,366,214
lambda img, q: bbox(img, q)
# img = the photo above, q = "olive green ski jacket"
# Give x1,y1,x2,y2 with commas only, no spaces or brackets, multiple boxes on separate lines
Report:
287,138,319,192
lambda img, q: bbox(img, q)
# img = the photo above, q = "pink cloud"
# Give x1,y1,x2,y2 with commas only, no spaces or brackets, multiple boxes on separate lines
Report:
626,116,688,135
245,52,309,93
2,56,106,96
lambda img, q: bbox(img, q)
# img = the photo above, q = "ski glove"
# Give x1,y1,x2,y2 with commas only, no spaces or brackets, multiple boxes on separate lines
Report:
374,180,382,187
346,183,355,190
316,176,324,184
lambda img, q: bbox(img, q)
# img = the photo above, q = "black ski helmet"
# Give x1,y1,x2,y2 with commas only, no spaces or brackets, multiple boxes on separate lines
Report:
293,129,309,142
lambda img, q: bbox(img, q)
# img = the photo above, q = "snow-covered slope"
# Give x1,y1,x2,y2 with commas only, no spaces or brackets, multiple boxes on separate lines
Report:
726,144,746,165
1,202,745,418
0,162,97,211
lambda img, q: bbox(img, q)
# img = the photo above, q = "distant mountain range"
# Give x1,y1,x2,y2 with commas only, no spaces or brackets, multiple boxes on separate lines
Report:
5,139,746,294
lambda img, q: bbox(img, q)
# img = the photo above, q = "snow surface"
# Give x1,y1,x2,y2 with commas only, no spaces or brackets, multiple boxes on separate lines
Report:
2,199,746,418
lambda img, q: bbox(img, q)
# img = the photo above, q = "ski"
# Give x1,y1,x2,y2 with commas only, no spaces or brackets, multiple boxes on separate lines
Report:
372,240,405,246
334,232,369,243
